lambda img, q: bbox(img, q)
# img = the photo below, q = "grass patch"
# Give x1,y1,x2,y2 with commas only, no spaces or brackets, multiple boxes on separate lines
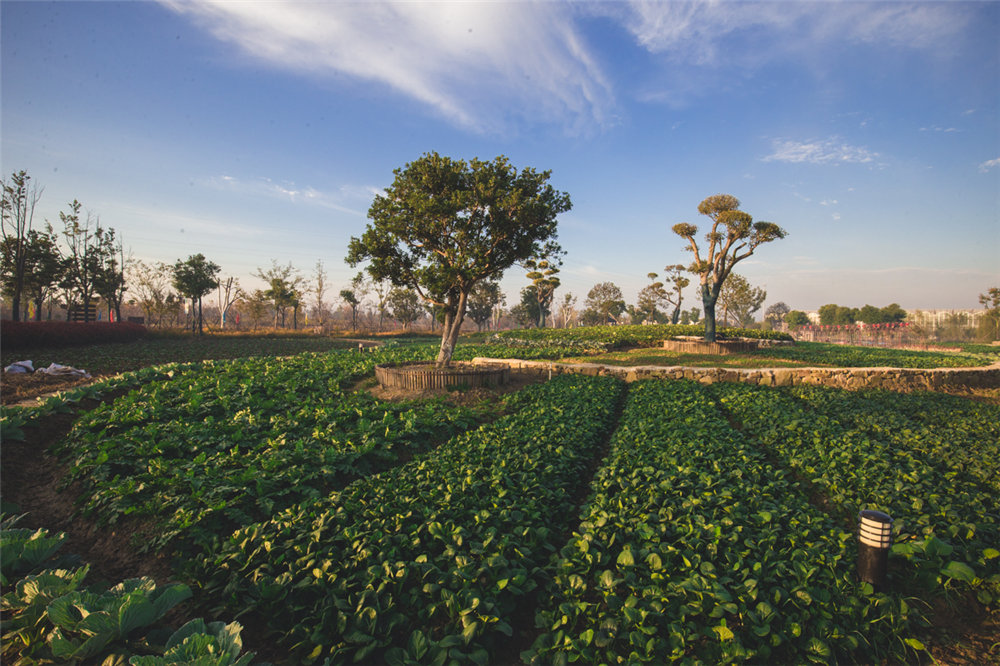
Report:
560,341,997,369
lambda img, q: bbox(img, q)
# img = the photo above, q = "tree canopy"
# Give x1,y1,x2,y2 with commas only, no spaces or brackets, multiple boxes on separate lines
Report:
347,152,570,365
172,253,220,334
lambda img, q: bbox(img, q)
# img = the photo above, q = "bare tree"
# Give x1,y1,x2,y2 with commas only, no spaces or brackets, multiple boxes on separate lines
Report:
217,276,242,328
1,170,44,320
311,260,329,328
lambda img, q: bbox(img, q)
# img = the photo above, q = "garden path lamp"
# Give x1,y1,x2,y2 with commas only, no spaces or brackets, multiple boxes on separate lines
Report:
857,509,893,590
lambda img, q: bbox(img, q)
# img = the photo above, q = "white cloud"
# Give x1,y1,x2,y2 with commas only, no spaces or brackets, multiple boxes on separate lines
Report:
160,1,615,134
820,199,838,206
619,1,969,64
978,158,1000,172
763,138,880,165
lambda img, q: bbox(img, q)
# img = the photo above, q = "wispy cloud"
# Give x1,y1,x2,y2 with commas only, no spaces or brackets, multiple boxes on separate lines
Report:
979,158,1000,172
618,1,969,64
763,138,880,165
160,1,615,134
209,175,369,215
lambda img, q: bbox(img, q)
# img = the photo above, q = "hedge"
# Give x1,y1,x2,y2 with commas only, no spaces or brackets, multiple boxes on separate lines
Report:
1,321,147,350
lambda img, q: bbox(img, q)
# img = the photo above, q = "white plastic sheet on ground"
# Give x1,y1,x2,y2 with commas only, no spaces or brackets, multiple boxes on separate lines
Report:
36,363,91,378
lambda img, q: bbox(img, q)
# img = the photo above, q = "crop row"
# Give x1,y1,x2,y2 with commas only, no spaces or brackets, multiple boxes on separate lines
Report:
56,348,486,553
197,374,625,664
710,383,1000,604
527,380,916,665
788,386,1000,494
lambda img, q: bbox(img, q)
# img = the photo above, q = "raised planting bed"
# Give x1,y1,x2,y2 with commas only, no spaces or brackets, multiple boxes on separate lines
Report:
662,335,794,355
375,360,511,389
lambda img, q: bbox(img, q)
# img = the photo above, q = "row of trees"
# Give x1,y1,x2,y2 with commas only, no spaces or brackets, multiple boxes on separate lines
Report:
1,171,127,323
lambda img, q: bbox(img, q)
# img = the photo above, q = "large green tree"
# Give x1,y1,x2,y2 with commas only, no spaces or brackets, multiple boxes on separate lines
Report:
347,152,571,366
717,273,766,327
172,253,220,335
2,225,62,321
673,194,786,341
581,281,626,326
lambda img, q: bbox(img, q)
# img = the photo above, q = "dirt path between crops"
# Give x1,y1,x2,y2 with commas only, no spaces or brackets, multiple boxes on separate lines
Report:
1,397,184,600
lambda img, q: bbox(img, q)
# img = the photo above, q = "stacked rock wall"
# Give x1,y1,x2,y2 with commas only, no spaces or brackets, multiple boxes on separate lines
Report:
473,357,1000,392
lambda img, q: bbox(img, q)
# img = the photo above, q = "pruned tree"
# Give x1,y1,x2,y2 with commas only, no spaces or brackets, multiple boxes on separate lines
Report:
347,152,570,366
717,273,766,327
172,253,220,335
1,170,43,321
523,243,564,328
661,264,690,324
672,194,786,341
635,273,668,323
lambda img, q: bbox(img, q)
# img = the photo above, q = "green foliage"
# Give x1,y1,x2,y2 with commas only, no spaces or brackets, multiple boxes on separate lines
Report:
712,382,1000,606
198,374,624,663
56,347,486,553
1,520,255,665
526,380,916,665
0,521,67,585
128,619,253,666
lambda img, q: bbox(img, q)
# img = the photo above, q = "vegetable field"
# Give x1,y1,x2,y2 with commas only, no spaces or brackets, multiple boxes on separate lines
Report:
2,342,998,664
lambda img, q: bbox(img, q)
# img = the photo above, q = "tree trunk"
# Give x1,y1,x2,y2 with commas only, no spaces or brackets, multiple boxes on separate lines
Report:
435,291,468,367
701,282,719,342
198,296,204,335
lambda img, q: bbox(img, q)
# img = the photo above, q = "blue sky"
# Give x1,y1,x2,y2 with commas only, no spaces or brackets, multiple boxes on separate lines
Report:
3,0,998,313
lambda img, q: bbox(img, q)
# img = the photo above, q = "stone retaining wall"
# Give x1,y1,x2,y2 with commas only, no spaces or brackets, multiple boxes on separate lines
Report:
474,357,1000,392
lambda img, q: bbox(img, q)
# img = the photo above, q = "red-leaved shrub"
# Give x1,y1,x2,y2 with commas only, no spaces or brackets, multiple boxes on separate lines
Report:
1,321,147,350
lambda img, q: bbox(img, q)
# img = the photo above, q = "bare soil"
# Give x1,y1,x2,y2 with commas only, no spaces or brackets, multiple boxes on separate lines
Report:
1,370,103,405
